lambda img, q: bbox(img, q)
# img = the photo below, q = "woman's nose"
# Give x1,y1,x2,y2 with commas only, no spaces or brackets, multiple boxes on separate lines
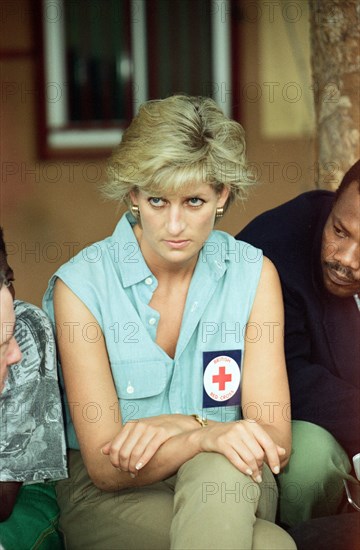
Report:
166,206,186,235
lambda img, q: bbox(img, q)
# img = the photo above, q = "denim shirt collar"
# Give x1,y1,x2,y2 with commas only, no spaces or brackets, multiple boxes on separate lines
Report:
111,211,153,288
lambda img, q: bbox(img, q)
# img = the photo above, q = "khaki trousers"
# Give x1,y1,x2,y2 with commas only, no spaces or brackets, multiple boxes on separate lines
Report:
56,451,296,550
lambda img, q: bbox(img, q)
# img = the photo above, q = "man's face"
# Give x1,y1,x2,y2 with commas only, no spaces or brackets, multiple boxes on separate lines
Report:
0,286,22,393
321,181,360,298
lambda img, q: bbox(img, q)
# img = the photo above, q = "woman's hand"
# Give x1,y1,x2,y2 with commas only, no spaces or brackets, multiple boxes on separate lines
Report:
101,415,285,482
101,414,198,475
195,420,286,482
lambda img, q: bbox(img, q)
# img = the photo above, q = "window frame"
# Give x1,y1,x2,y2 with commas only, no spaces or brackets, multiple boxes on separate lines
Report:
36,0,234,159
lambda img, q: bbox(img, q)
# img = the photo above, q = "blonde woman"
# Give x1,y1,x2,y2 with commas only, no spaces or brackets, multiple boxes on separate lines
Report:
44,95,296,549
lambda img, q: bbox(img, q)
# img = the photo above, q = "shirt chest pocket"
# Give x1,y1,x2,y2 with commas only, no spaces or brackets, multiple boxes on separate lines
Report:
111,360,168,401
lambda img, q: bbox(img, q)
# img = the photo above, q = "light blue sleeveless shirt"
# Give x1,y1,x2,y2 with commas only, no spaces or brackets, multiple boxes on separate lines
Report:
43,212,263,449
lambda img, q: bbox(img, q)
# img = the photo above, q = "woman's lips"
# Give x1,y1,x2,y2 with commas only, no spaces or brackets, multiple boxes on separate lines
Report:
164,240,190,249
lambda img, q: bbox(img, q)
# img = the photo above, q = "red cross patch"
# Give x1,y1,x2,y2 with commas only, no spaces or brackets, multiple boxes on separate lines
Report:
203,353,241,405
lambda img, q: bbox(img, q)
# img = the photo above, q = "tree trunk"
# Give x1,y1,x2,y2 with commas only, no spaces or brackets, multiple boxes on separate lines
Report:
309,0,360,189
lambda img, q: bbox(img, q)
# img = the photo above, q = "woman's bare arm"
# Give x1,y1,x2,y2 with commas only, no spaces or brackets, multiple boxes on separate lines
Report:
241,256,292,467
54,279,203,490
101,258,290,484
54,261,290,492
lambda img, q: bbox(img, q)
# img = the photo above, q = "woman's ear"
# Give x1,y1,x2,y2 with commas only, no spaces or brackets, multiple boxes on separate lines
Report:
129,189,138,205
217,185,230,207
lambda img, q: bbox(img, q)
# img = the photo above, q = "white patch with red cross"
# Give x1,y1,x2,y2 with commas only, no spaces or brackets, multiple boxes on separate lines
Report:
203,355,241,402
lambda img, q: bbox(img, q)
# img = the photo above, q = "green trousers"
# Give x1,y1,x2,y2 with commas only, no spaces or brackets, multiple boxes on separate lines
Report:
0,482,62,550
56,450,296,549
277,421,352,528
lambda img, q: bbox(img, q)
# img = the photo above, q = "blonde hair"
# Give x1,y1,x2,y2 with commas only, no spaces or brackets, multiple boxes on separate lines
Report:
103,95,254,210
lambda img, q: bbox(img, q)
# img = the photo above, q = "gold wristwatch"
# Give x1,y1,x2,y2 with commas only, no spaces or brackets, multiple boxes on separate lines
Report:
191,414,208,427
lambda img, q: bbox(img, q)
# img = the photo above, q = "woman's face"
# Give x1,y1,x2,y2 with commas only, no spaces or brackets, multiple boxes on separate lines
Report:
130,183,230,270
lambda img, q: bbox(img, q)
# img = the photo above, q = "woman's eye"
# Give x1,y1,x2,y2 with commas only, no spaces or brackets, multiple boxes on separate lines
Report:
149,197,165,207
187,198,204,207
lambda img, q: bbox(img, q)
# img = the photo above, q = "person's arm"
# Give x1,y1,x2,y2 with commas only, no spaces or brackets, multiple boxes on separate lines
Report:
53,279,202,491
283,284,359,458
102,258,290,483
240,256,292,468
0,481,22,522
55,276,286,492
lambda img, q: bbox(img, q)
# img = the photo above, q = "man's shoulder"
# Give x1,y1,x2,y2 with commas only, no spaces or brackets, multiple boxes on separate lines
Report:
14,300,51,323
4,301,57,391
14,301,54,344
237,190,334,248
274,189,334,218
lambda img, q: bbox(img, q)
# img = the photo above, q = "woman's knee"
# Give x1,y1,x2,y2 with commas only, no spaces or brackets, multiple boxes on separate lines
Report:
179,452,250,485
178,453,277,515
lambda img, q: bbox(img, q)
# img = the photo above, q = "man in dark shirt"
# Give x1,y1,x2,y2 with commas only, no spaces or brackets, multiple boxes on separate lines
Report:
237,160,360,528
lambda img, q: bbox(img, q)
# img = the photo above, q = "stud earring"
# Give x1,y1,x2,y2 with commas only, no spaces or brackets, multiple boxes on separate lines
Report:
215,207,224,219
131,204,140,218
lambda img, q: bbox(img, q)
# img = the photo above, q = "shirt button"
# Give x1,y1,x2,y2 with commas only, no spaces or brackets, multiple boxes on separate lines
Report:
145,277,153,285
149,317,156,326
126,384,134,394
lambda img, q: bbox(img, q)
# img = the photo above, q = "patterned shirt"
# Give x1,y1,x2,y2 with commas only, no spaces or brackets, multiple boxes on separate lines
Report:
0,301,67,482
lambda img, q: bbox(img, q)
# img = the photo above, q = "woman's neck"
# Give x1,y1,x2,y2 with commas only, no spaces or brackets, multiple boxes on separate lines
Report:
133,223,199,284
